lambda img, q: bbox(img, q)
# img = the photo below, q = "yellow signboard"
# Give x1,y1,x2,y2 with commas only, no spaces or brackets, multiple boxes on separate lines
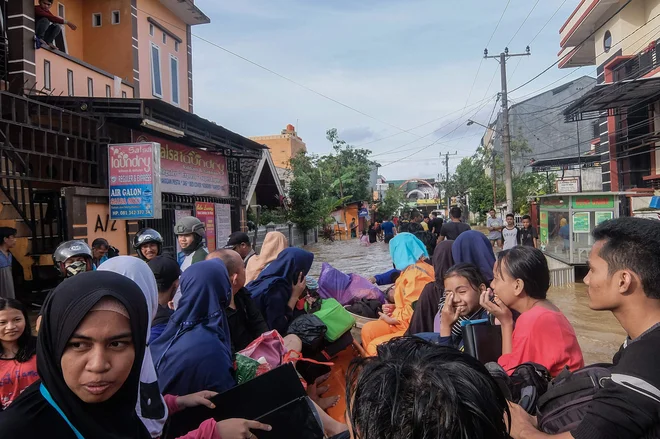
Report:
417,199,441,206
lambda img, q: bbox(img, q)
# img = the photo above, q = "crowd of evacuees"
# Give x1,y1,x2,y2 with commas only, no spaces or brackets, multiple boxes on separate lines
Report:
0,210,657,439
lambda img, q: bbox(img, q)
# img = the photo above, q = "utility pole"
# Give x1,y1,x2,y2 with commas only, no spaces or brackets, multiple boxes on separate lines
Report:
576,121,582,192
485,47,531,214
443,151,458,216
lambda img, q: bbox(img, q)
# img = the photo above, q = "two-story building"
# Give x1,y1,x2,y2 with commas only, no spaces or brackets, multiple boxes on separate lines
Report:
559,0,660,196
1,1,281,298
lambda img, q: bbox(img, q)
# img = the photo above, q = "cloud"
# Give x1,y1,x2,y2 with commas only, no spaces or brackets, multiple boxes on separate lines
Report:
339,127,376,143
192,0,584,179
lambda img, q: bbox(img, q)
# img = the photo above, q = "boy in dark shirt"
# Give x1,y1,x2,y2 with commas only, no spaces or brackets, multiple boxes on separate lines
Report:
440,207,471,241
147,255,181,343
509,217,660,439
519,214,539,248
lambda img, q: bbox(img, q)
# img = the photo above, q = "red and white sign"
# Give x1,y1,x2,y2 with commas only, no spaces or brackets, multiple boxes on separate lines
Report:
195,202,216,251
134,133,229,197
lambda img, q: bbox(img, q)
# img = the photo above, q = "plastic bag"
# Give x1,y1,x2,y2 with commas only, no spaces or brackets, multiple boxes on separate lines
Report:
287,314,327,352
238,330,287,371
318,263,352,304
318,263,384,305
235,353,261,384
346,273,386,304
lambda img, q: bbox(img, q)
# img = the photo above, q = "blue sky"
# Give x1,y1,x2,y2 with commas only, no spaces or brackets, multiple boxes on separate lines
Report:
190,0,588,180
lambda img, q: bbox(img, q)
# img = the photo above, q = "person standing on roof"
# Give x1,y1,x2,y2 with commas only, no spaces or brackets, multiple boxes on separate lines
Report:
174,216,207,272
223,232,255,267
133,228,164,262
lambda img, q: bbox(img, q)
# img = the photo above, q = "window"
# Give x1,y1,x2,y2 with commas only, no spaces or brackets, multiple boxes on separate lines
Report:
122,91,127,98
58,3,65,18
150,43,163,98
149,23,154,36
44,60,51,91
170,55,179,105
112,10,120,25
67,70,74,96
162,33,167,44
106,85,111,98
92,13,102,27
87,77,94,97
56,3,68,53
604,30,612,53
175,41,179,52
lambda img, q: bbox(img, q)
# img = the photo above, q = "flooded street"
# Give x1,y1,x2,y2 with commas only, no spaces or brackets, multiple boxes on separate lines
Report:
305,238,626,365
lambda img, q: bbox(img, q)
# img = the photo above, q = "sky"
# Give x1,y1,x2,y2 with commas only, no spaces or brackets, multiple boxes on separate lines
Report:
189,0,589,180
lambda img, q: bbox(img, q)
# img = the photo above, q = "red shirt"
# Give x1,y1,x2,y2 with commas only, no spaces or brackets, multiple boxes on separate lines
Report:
0,355,39,409
34,5,65,24
498,306,584,377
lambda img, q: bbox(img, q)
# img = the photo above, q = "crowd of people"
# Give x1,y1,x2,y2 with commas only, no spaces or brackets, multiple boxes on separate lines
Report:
0,213,658,438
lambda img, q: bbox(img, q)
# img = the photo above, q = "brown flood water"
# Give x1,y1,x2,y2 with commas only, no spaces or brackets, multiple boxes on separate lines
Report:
305,238,627,365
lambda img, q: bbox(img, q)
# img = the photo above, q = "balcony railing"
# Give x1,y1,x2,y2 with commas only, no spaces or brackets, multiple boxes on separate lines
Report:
612,39,660,82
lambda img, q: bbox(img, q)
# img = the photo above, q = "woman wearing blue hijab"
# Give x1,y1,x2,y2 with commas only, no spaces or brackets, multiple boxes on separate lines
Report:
452,230,496,282
361,233,435,356
246,247,314,334
150,258,235,396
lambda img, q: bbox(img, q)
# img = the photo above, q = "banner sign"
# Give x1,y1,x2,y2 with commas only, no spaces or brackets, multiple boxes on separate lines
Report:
571,195,615,209
215,203,232,249
195,202,216,251
108,143,162,220
556,178,579,193
134,133,229,197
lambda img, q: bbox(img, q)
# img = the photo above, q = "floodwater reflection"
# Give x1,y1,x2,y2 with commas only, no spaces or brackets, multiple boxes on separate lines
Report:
305,239,626,364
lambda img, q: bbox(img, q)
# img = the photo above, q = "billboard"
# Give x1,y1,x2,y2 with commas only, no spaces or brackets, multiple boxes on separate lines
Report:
134,133,229,197
195,202,216,252
108,143,162,220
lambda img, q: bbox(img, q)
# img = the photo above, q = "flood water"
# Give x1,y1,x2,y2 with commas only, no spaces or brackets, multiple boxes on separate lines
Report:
305,238,626,365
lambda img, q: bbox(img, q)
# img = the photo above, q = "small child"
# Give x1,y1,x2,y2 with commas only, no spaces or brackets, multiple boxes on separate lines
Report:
360,230,370,247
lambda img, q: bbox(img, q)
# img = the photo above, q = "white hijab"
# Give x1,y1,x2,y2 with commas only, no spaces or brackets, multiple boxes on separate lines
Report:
99,256,168,438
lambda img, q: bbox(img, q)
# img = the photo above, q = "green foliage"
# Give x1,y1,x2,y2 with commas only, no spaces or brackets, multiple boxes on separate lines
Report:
448,131,555,215
258,207,289,225
287,129,378,231
379,186,406,219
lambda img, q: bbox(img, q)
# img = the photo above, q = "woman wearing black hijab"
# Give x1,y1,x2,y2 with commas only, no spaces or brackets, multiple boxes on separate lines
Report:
0,270,152,438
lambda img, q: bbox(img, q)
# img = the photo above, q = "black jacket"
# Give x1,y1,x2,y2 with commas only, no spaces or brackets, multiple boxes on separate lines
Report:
226,288,269,353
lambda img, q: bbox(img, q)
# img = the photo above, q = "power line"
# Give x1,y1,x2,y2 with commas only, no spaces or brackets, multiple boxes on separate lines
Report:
507,0,541,46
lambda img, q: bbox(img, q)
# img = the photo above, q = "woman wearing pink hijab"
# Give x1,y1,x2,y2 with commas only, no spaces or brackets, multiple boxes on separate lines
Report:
245,231,288,283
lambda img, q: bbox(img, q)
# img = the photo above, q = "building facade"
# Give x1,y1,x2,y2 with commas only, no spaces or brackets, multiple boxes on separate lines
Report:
490,76,598,177
559,0,660,193
250,124,307,170
1,1,268,298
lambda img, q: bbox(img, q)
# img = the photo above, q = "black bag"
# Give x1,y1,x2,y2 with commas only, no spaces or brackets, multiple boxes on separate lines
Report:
509,362,552,414
537,364,612,434
162,363,324,439
287,314,327,353
462,321,502,364
345,299,381,319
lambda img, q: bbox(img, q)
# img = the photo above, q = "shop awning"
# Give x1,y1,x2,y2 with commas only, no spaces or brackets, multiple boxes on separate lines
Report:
563,77,660,122
530,154,601,172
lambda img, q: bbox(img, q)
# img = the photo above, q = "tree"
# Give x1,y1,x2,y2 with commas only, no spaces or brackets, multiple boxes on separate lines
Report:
379,186,406,219
317,129,377,203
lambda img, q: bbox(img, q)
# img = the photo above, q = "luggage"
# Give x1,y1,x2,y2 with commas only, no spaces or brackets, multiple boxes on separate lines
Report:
537,364,612,434
461,319,502,364
317,263,384,305
311,298,356,342
509,362,552,414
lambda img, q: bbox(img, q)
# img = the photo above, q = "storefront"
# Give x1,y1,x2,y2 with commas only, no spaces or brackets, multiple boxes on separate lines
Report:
537,192,628,265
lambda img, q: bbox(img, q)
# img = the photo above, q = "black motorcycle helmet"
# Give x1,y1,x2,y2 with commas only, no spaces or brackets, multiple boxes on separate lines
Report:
133,228,163,261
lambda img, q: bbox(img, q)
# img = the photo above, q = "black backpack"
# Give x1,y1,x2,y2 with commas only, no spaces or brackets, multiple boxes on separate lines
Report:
486,362,551,414
537,364,612,434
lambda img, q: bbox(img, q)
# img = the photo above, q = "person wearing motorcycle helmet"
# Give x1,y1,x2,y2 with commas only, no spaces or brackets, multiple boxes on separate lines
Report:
174,216,208,271
133,228,163,261
53,240,94,278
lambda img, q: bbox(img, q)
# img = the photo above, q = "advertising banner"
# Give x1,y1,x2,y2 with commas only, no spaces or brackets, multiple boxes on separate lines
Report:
215,203,232,248
108,143,162,220
134,133,229,197
595,211,613,226
195,202,216,251
573,212,591,233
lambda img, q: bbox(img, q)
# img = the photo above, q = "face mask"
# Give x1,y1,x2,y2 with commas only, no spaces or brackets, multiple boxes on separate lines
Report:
66,260,88,277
